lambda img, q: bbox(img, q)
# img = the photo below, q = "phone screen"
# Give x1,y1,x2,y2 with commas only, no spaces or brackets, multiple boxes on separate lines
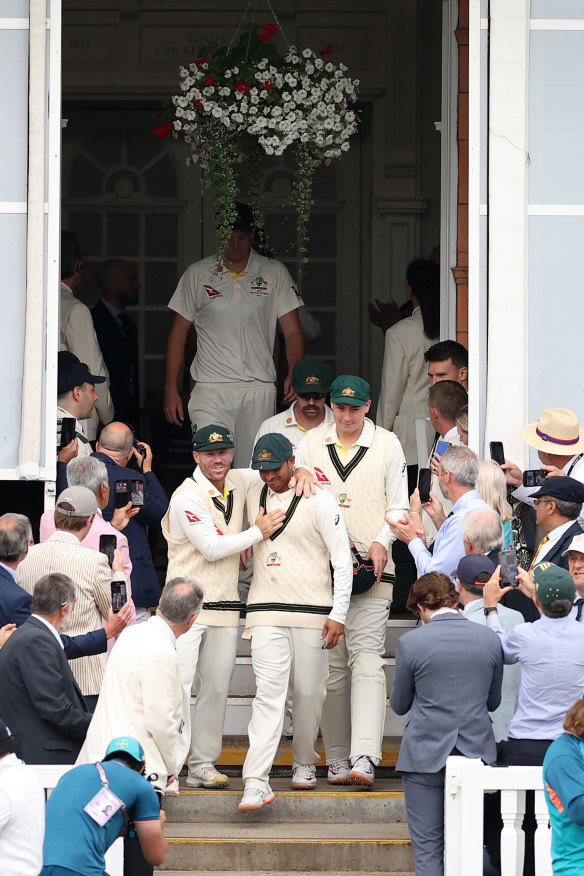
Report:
98,534,117,568
435,440,451,457
418,468,432,504
523,470,548,488
130,479,145,507
499,549,519,586
490,441,505,466
111,581,127,614
114,480,129,509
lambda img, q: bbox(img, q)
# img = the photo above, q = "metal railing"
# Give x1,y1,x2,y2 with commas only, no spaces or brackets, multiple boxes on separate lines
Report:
444,756,552,876
30,764,123,876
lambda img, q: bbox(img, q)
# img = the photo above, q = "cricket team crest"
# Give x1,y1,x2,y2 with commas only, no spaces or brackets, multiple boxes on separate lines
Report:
209,432,224,443
341,387,356,398
337,492,352,509
267,551,282,567
250,276,270,296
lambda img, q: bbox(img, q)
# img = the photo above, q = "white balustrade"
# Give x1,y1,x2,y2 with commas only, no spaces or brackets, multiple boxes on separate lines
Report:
444,756,552,876
29,764,124,876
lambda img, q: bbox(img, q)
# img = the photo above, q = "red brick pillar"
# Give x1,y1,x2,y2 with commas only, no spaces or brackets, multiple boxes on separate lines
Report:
454,0,469,348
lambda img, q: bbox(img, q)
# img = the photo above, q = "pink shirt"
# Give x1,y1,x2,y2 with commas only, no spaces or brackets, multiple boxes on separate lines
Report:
39,510,136,645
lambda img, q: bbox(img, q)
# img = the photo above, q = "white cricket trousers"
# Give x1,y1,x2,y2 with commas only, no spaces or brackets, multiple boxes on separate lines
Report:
319,597,390,765
188,380,276,468
242,625,328,791
175,622,238,771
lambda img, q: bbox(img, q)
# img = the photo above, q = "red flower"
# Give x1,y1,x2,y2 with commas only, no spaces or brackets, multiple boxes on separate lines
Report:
264,81,272,90
319,44,333,56
263,22,278,34
152,121,172,139
259,31,271,41
195,57,207,69
236,82,251,92
205,74,215,85
194,99,204,108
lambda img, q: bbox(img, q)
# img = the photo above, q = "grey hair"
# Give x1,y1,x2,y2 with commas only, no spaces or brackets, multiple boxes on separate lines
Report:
462,508,504,553
31,573,76,615
158,577,204,624
0,513,32,562
99,423,134,454
441,445,479,488
538,496,581,521
67,456,109,497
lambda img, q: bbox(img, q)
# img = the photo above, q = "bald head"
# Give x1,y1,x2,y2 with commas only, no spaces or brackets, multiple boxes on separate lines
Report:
98,421,134,458
96,259,139,309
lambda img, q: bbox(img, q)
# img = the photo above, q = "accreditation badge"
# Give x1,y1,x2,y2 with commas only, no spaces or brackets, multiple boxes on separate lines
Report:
84,787,125,827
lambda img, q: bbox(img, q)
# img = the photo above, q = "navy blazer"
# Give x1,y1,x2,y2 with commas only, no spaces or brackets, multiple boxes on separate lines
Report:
540,520,583,570
0,616,91,764
91,452,168,607
91,299,140,430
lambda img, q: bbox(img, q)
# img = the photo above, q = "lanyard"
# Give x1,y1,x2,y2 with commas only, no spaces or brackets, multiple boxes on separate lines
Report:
96,762,109,788
567,454,583,476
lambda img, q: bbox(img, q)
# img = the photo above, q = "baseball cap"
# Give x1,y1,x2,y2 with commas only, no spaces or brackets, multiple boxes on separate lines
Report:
57,351,106,396
561,533,584,558
192,425,235,452
232,202,254,232
56,485,98,517
455,553,496,586
104,736,145,766
251,433,294,470
0,719,16,756
329,375,371,406
530,562,575,604
292,358,334,395
530,476,584,505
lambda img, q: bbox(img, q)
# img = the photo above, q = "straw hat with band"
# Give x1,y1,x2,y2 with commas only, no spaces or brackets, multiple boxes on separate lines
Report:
521,408,584,455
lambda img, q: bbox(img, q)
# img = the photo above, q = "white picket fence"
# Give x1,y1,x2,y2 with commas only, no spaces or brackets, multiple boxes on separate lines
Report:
444,756,552,876
30,764,123,876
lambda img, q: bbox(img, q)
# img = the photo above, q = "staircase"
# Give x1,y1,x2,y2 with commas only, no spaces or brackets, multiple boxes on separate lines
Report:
157,618,416,875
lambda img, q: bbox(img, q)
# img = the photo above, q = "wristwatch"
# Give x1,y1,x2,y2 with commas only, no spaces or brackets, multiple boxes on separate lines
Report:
484,606,498,616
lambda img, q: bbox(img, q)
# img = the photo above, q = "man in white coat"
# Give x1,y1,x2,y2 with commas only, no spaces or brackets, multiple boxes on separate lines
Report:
77,577,203,793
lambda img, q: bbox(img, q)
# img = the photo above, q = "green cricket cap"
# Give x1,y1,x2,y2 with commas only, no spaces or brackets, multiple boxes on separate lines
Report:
251,433,294,470
530,562,575,605
292,358,334,394
192,424,234,452
329,375,371,406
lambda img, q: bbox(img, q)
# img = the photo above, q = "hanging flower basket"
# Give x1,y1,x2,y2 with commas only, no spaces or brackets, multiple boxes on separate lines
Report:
168,20,359,268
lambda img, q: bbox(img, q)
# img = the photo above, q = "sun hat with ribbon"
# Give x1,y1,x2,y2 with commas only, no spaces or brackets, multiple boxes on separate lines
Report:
521,408,584,455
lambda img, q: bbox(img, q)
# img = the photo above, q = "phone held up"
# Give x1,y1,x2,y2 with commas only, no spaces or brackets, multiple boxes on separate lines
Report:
417,468,432,504
489,441,505,466
59,417,76,450
98,534,117,568
435,439,450,457
499,549,519,587
114,479,145,508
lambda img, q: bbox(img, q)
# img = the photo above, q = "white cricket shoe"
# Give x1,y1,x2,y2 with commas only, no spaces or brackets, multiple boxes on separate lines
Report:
349,755,375,787
291,763,317,789
327,758,351,784
238,783,276,813
186,765,229,789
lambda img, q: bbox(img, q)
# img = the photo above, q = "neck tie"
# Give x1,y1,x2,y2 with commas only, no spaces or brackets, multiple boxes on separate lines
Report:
575,598,584,622
529,534,549,571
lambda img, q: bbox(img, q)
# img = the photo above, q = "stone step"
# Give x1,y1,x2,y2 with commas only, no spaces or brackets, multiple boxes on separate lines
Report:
212,736,402,769
158,822,414,872
164,777,406,824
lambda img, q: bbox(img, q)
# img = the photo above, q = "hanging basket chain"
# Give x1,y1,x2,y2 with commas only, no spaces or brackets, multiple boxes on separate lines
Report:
261,0,291,51
226,0,255,54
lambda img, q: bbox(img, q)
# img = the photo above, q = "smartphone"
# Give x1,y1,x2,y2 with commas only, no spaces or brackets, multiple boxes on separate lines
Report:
98,534,117,568
111,580,127,614
490,441,505,466
523,469,548,488
435,440,451,457
129,479,145,507
59,417,76,449
114,480,129,508
418,468,432,504
499,549,519,586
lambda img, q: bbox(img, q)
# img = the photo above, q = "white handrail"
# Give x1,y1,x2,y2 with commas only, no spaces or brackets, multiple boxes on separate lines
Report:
444,756,552,876
29,764,123,876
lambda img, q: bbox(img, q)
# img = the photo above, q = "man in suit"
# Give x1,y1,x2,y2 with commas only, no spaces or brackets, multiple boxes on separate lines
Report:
92,259,141,431
0,573,92,764
56,352,106,465
92,421,168,622
527,477,584,569
0,511,129,656
424,339,469,389
391,572,503,875
77,577,203,793
17,486,127,710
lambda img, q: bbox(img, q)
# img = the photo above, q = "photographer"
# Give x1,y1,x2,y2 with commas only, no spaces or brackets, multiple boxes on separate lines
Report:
41,737,167,876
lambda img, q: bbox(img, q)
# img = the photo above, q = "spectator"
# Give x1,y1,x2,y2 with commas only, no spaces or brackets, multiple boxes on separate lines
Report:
424,339,468,389
92,259,141,431
562,533,584,620
476,459,514,550
93,421,168,622
455,404,468,445
389,445,490,581
0,718,44,876
77,577,203,794
42,736,168,875
391,572,503,875
17,486,127,709
238,434,352,811
295,375,409,788
0,573,92,764
543,699,584,876
254,358,334,453
60,230,114,439
56,351,105,464
162,425,285,790
163,202,304,467
527,478,584,569
455,553,523,742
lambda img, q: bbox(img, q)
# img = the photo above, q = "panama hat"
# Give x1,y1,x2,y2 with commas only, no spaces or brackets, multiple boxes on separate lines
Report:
521,408,584,455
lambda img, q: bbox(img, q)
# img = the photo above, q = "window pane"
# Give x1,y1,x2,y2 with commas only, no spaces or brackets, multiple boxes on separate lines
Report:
125,134,162,170
66,213,102,256
303,263,336,306
146,214,178,258
143,155,178,197
68,155,103,198
107,213,139,257
144,310,175,355
531,0,584,16
306,311,335,357
312,163,336,199
264,214,297,258
144,262,179,306
307,214,336,258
